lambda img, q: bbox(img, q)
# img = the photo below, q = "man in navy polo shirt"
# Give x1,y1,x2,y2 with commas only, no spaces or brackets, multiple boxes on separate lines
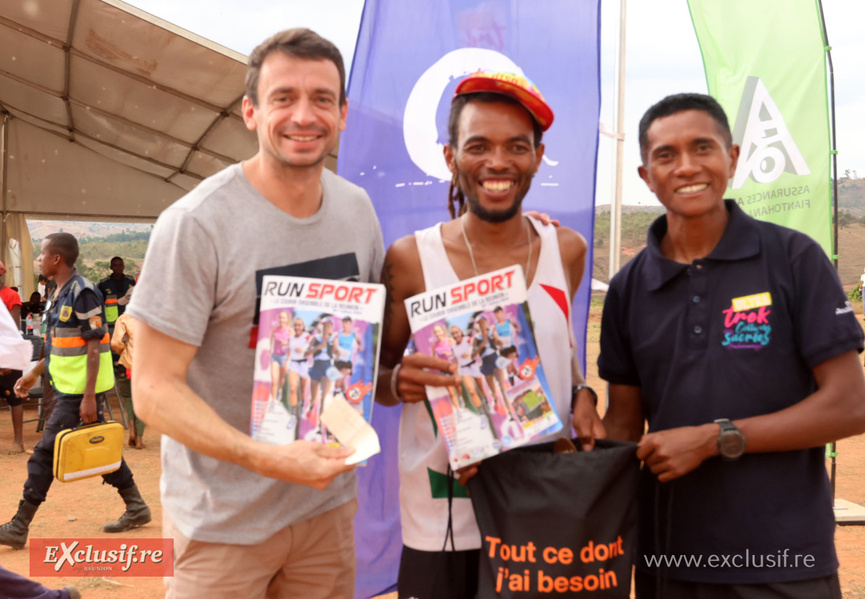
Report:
590,93,865,598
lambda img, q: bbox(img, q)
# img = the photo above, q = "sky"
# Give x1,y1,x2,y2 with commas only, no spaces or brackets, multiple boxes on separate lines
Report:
124,0,865,208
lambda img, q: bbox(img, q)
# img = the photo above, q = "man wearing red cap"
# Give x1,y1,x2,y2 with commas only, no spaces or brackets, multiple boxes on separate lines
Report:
375,71,601,598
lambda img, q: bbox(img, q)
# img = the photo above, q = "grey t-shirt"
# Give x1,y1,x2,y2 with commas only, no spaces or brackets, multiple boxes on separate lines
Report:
127,163,384,544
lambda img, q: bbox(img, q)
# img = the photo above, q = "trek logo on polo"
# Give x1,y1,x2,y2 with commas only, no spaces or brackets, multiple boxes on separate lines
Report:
721,292,773,349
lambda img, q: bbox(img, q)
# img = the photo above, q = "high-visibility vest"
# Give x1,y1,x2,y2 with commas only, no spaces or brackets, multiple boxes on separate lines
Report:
104,292,119,323
99,276,134,324
47,275,115,395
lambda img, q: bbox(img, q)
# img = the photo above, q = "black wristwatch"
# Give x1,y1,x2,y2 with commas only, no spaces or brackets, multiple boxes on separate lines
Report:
571,384,598,412
714,418,746,460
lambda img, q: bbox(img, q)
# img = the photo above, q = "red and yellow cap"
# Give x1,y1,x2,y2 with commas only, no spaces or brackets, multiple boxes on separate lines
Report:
453,70,554,131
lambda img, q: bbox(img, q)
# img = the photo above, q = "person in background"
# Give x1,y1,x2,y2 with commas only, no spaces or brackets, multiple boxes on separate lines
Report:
0,233,151,551
0,260,22,325
859,267,865,321
20,292,44,323
97,257,135,328
0,260,25,453
98,257,136,447
111,287,144,449
37,275,48,301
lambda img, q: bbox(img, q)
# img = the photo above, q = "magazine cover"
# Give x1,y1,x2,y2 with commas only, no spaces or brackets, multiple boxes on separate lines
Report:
405,266,562,470
250,276,385,448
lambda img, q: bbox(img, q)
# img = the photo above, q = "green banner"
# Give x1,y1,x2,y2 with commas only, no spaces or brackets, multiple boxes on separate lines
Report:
687,0,833,256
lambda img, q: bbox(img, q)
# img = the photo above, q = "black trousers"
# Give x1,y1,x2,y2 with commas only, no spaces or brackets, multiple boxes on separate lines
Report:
398,546,479,599
23,393,134,506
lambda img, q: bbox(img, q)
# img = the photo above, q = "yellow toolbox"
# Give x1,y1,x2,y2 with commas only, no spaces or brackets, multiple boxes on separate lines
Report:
53,421,124,482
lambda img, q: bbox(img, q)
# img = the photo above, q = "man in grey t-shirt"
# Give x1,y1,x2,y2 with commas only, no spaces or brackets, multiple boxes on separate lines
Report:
128,29,384,599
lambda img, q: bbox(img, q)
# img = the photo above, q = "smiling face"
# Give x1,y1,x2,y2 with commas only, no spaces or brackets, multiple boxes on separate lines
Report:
638,109,739,221
445,100,544,223
450,326,463,343
242,52,347,171
293,318,305,335
278,311,290,327
433,325,447,341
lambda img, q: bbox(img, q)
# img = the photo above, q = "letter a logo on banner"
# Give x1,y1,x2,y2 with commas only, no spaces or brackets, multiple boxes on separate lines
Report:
731,76,810,189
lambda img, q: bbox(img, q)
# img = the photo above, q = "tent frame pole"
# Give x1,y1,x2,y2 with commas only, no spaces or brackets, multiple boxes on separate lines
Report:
1,113,8,254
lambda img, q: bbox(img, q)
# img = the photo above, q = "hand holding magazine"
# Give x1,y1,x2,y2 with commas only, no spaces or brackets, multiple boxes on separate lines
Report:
250,275,384,460
404,266,561,470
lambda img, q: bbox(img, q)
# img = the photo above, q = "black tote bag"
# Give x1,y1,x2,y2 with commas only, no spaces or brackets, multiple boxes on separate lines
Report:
468,438,639,598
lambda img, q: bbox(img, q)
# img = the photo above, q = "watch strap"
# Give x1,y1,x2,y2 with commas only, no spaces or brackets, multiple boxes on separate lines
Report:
571,384,598,411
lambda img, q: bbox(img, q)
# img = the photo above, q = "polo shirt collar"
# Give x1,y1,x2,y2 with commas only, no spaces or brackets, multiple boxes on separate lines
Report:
54,269,80,298
643,200,761,291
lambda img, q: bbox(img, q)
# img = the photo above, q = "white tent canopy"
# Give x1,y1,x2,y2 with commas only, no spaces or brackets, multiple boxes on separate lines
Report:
0,0,263,223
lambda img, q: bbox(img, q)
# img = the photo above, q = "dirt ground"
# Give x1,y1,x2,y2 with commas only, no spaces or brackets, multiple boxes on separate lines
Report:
2,306,865,597
0,398,164,598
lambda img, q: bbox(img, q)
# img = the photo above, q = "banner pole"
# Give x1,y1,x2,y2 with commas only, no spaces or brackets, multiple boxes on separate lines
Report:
609,0,626,278
815,0,839,500
816,0,838,270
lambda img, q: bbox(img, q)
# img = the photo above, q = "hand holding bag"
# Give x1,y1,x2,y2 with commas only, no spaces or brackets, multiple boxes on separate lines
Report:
53,421,124,482
468,438,640,598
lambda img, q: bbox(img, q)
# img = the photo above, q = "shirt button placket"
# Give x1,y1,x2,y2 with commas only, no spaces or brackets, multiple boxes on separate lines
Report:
688,261,708,348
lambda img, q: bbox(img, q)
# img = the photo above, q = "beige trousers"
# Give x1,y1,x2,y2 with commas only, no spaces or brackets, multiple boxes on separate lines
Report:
164,498,358,599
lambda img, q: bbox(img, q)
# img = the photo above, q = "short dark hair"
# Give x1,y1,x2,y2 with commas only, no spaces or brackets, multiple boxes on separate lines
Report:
246,28,346,107
638,93,732,163
448,92,544,150
110,256,123,264
44,233,79,267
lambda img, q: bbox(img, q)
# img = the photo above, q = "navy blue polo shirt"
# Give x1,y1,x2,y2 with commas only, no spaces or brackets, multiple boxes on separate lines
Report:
599,200,863,584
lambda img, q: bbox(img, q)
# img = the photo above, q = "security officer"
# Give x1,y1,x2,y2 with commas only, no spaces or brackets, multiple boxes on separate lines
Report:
98,256,136,423
0,233,150,550
98,256,135,327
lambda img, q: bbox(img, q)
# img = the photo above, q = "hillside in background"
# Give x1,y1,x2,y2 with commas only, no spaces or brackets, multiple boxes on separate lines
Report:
20,176,865,289
592,205,663,283
594,176,865,288
27,220,152,242
27,227,151,285
839,176,865,216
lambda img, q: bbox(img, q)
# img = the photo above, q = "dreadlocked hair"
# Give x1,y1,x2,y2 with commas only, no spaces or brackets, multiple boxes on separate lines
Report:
447,177,467,220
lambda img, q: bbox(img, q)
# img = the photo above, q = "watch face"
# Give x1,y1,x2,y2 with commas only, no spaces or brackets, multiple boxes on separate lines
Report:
719,430,746,459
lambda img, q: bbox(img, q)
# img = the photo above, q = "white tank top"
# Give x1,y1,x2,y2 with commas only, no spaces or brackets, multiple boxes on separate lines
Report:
399,216,576,551
289,333,309,360
453,337,475,367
